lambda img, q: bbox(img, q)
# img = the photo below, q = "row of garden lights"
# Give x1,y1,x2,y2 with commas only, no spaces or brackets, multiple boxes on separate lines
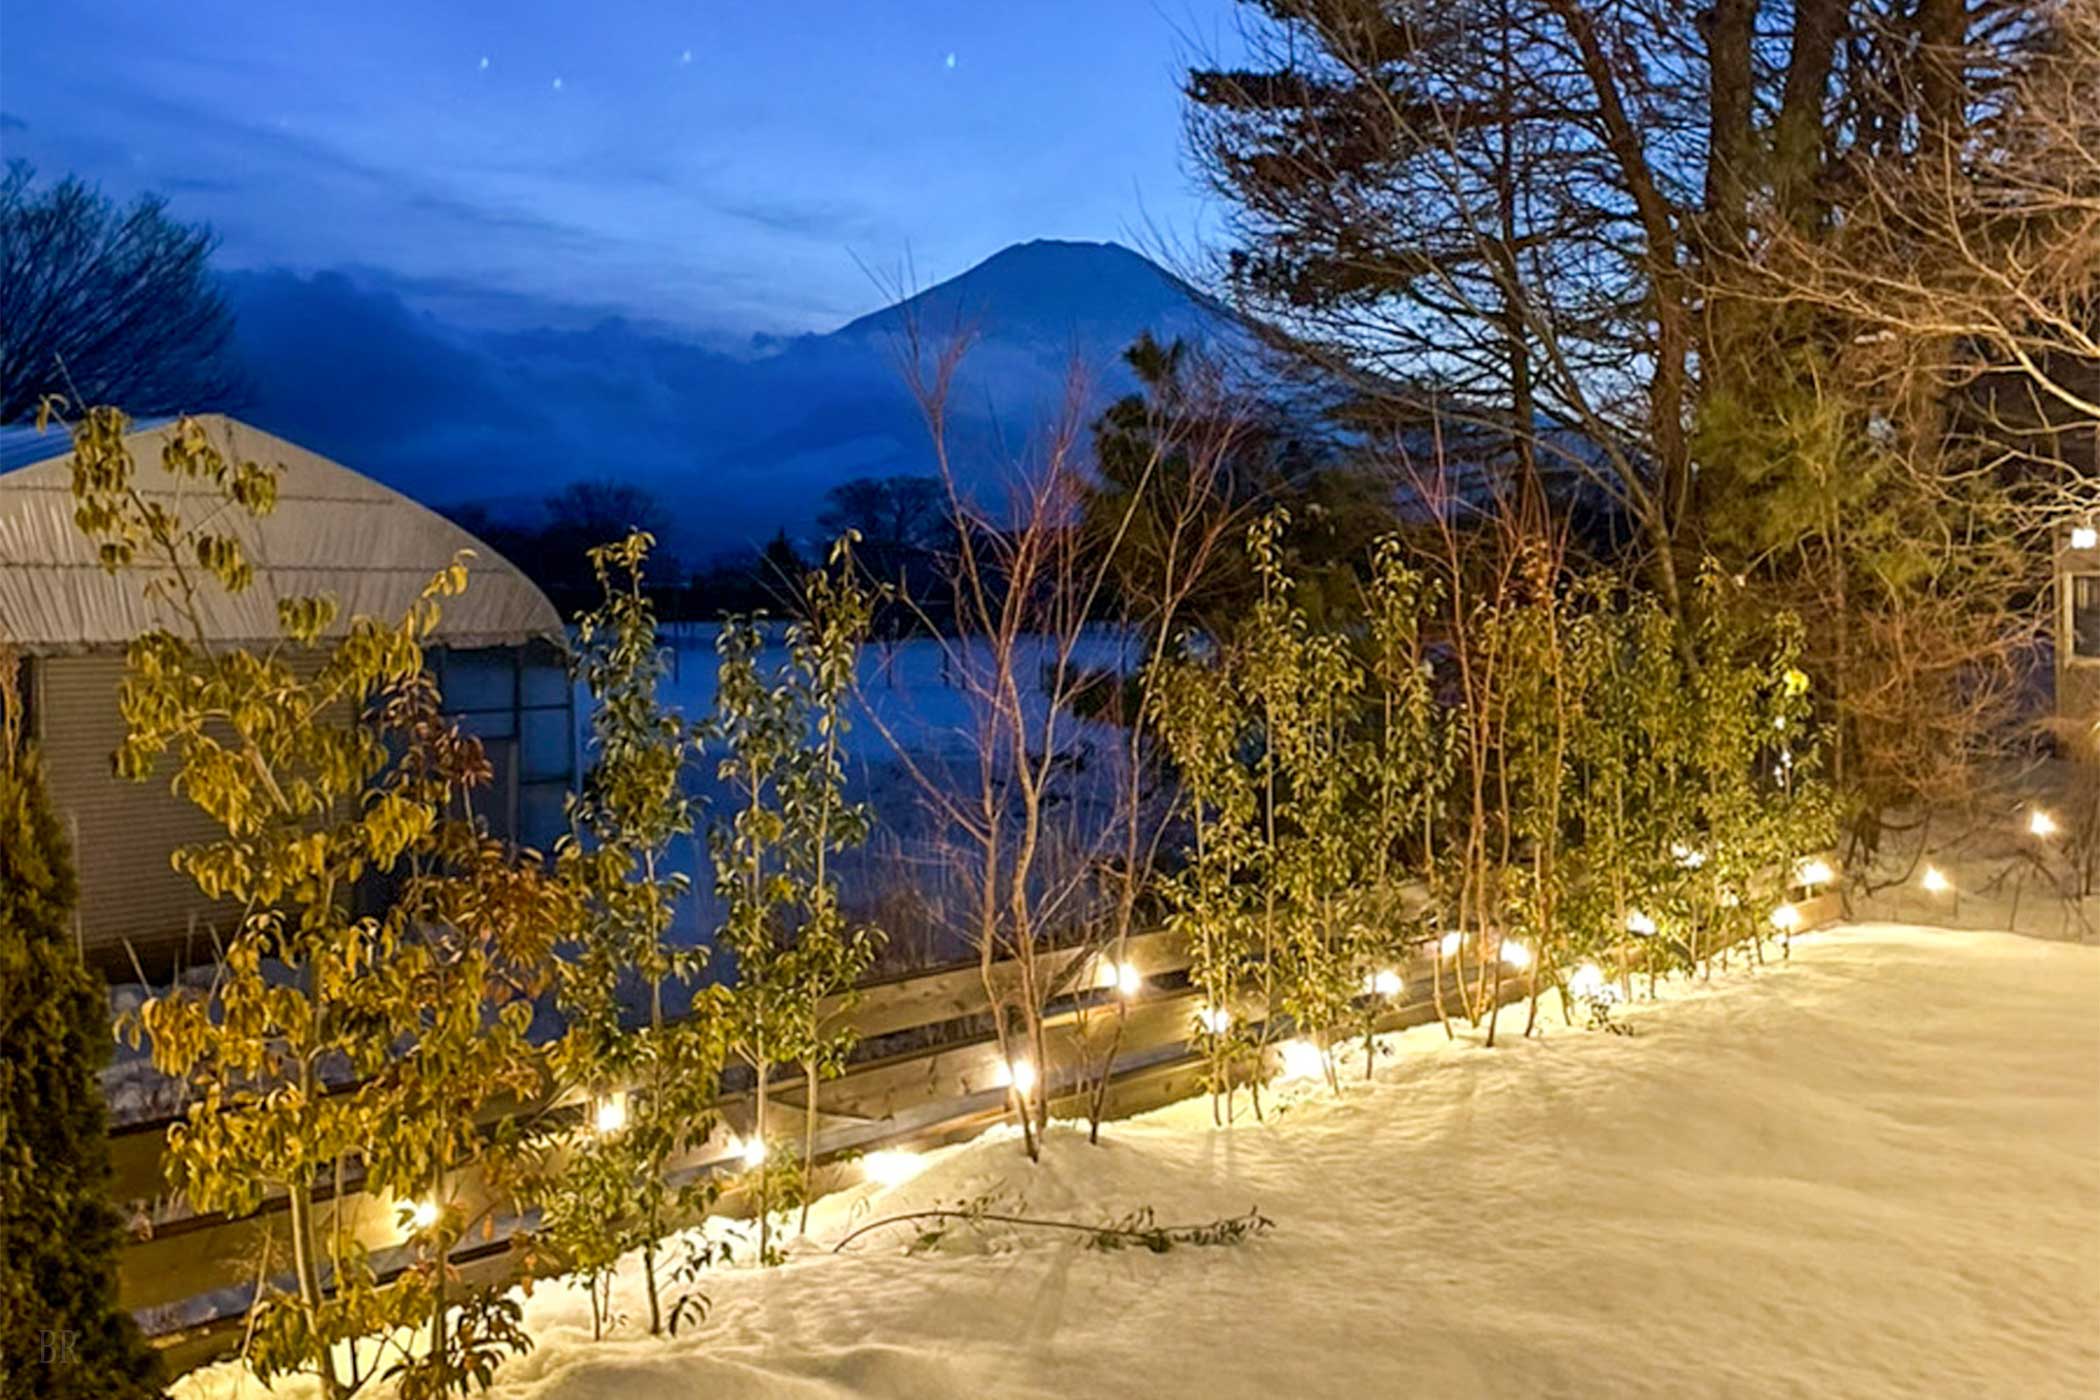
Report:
592,1090,773,1171
1915,805,2061,899
1093,958,1408,1006
413,813,2071,1243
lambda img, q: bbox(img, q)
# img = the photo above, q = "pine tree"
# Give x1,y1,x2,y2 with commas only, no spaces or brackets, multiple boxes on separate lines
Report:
0,740,164,1400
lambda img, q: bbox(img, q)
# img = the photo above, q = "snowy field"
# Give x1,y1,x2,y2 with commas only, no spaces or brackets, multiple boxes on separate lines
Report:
176,923,2100,1400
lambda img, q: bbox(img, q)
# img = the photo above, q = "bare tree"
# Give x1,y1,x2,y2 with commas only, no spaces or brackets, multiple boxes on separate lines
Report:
1704,3,2091,831
1749,0,2098,516
858,315,1232,1160
1184,0,2047,605
1,163,240,421
1070,340,1256,1139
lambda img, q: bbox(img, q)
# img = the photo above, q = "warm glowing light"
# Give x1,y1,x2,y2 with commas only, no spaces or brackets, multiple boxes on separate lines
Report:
1625,910,1657,937
407,1199,440,1233
1196,1004,1233,1035
1006,1058,1037,1097
1363,968,1403,997
861,1150,921,1187
2029,809,2059,839
1671,843,1706,870
1795,858,1834,888
739,1135,769,1168
1096,958,1143,996
1278,1038,1326,1080
1770,903,1802,932
1921,865,1952,894
591,1093,627,1136
2073,526,2098,550
1439,930,1464,958
1567,961,1606,999
1500,940,1531,970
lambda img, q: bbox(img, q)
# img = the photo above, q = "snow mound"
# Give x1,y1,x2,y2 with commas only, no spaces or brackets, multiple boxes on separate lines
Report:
175,924,2100,1399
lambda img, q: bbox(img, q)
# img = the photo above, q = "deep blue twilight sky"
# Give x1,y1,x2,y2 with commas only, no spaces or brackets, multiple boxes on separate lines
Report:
0,0,1240,342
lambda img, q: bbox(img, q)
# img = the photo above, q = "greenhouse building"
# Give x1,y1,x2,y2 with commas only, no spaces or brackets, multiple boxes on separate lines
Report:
0,414,574,974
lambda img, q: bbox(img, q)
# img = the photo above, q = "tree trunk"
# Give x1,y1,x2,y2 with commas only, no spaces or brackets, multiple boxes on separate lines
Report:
285,1179,344,1399
797,1052,820,1236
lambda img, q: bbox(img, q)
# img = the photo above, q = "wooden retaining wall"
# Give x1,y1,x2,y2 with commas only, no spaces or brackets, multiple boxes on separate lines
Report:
116,877,1843,1377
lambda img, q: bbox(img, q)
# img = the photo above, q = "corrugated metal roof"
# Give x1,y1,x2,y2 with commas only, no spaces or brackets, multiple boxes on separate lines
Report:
0,415,564,653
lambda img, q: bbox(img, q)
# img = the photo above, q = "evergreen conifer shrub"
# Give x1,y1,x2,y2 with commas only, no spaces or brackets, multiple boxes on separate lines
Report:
0,744,164,1399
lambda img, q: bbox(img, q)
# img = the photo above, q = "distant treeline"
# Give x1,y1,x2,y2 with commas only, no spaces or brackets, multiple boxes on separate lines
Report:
440,474,953,626
438,333,1648,635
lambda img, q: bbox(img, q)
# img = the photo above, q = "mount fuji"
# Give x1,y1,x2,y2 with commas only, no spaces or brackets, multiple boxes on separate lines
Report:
219,240,1231,558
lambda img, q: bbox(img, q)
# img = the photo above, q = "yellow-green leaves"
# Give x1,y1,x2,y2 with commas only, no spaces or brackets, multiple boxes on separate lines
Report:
60,401,558,1396
276,595,338,644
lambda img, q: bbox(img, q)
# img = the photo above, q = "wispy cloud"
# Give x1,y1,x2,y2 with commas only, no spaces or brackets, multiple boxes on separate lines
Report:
0,0,1219,336
713,194,882,243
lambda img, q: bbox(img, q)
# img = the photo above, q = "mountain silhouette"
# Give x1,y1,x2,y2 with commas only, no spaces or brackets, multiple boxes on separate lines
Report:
219,240,1228,559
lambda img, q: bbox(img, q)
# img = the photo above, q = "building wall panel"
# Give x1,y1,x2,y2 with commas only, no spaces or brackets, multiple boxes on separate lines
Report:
37,654,232,963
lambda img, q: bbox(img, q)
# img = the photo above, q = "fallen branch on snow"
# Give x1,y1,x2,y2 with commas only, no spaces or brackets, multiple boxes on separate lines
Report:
831,1203,1273,1255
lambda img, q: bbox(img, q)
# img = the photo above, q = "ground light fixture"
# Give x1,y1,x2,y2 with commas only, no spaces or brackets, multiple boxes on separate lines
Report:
1278,1039,1326,1081
1096,957,1143,996
1363,968,1403,997
2073,525,2097,550
591,1092,627,1136
407,1199,441,1233
1921,865,1952,894
1500,940,1531,969
1439,930,1464,957
861,1150,922,1188
1770,903,1802,932
1795,858,1834,888
2029,808,2059,839
1567,962,1608,999
1196,1004,1233,1035
738,1135,768,1168
1003,1057,1037,1097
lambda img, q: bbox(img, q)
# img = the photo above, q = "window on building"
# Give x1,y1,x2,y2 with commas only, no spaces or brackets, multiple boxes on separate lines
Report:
429,640,574,850
2073,575,2100,660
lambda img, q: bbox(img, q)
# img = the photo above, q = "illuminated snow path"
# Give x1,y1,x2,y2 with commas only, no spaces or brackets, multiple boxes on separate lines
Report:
181,925,2100,1399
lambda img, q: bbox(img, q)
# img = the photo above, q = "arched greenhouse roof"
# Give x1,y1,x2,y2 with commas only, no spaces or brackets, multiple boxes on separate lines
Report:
0,414,563,654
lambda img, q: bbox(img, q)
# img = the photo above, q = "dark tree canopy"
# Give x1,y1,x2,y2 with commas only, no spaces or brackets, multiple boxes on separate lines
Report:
817,475,946,560
1183,0,2047,618
817,474,948,599
0,162,241,423
1083,331,1394,634
446,481,682,619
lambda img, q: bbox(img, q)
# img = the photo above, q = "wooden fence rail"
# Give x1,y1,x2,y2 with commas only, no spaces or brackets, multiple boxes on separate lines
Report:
117,875,1842,1377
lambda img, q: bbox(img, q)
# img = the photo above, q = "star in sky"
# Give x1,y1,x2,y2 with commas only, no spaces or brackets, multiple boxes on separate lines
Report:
0,0,1234,339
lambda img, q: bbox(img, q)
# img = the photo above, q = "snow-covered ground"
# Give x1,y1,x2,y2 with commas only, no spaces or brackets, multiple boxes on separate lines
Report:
174,923,2100,1399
